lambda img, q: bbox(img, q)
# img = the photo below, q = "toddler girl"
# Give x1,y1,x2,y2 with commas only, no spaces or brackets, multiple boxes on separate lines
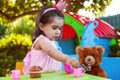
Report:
23,0,78,74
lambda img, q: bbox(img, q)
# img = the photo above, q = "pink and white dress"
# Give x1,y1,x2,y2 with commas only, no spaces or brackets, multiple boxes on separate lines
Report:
23,35,62,74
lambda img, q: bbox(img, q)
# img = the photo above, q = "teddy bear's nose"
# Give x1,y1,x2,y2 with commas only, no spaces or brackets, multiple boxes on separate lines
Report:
85,56,95,65
87,58,91,61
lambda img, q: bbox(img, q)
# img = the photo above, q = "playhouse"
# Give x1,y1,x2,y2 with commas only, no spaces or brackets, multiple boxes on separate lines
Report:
57,12,120,80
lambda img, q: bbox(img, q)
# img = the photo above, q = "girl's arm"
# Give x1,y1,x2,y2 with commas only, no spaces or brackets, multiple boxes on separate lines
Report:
38,37,69,62
37,37,78,68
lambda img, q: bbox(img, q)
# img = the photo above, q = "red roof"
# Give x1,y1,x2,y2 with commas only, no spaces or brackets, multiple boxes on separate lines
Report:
65,12,91,26
94,18,117,38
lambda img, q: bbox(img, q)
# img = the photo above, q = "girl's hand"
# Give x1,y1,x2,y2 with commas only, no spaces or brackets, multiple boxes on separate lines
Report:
65,57,79,68
117,31,120,36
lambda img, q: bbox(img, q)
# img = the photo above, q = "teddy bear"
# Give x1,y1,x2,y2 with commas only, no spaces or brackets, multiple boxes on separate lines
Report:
76,45,107,78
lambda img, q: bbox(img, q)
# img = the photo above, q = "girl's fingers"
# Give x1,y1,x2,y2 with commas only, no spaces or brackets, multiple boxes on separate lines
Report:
71,59,79,68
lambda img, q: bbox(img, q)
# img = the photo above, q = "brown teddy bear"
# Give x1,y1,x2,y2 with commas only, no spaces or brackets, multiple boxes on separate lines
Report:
76,46,107,78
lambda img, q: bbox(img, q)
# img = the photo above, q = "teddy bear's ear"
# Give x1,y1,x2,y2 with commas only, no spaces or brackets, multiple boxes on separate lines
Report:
94,46,104,54
75,46,84,55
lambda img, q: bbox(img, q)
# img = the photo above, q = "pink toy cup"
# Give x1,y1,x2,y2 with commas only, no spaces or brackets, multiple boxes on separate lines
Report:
11,70,20,80
73,67,83,78
63,62,73,74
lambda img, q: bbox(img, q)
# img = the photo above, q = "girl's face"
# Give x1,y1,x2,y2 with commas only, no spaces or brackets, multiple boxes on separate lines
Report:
39,17,64,40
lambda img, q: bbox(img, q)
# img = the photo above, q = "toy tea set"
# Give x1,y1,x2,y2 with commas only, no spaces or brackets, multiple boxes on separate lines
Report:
63,62,87,78
11,70,21,80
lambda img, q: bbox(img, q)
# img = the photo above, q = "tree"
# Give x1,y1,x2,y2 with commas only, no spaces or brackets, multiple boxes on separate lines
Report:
0,0,112,23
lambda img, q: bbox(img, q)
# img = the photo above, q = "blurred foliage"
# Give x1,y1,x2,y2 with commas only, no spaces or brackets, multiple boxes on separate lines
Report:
0,14,34,77
6,15,35,35
109,38,120,57
0,25,6,38
0,0,112,24
0,33,32,76
109,28,120,57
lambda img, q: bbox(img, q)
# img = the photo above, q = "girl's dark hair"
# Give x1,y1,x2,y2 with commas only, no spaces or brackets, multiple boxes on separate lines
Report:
32,6,64,42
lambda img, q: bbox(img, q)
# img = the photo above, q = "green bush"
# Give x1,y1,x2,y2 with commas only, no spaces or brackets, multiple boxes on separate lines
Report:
109,37,120,57
0,34,32,76
0,25,6,38
6,15,34,35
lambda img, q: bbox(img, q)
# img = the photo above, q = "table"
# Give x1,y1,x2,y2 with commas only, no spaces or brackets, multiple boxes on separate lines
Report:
0,72,111,80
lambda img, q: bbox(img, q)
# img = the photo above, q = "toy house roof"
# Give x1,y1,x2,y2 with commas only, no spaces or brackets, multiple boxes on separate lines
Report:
62,12,117,39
